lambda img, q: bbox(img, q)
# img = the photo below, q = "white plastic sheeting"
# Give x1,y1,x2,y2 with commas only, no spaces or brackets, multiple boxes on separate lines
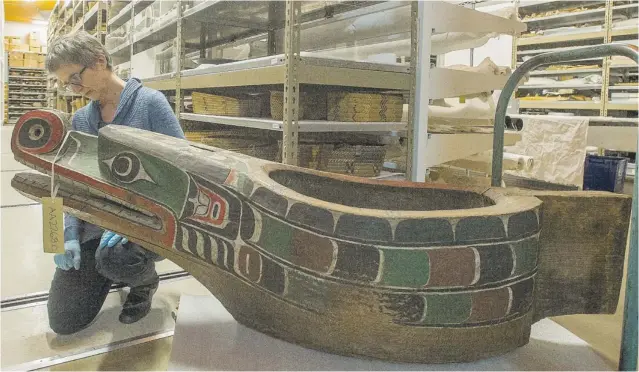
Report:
505,116,589,188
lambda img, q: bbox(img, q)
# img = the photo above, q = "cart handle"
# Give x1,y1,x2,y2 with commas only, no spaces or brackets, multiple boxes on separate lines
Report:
491,43,639,187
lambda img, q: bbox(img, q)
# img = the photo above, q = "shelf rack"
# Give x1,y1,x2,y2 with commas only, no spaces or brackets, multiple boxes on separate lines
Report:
4,67,48,125
44,0,527,180
514,0,638,121
97,0,524,180
47,0,108,113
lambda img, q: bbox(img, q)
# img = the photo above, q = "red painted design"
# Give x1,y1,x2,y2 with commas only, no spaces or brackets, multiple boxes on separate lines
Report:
190,183,229,227
14,149,176,248
12,110,65,155
224,169,237,186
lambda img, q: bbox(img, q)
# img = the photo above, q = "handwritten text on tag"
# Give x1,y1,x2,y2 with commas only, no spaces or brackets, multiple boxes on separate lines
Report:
42,197,65,254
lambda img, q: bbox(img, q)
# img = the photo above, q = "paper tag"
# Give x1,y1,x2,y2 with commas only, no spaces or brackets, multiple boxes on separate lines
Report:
42,197,65,254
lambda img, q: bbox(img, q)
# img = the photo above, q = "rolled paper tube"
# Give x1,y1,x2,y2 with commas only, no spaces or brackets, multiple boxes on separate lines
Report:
448,152,534,173
504,116,524,131
504,152,534,171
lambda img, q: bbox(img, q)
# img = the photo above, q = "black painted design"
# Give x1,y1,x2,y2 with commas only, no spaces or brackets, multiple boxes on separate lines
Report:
508,210,540,239
258,257,286,295
203,232,213,264
335,214,393,243
378,293,425,323
217,240,235,270
395,218,454,244
251,187,288,217
240,201,256,241
18,118,51,149
186,227,199,257
286,203,335,234
509,277,535,315
174,225,189,254
476,244,514,285
455,216,506,243
332,242,381,282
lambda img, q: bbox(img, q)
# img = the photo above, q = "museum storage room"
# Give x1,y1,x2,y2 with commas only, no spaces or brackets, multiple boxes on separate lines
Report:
0,0,637,370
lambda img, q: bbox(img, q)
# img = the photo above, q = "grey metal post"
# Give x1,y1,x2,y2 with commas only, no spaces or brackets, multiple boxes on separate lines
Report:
283,0,301,165
175,2,184,117
407,1,431,182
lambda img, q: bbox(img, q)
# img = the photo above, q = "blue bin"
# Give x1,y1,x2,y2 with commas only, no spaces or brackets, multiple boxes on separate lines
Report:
583,155,628,193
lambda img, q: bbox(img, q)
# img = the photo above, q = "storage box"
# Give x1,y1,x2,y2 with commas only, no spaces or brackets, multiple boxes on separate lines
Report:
11,43,30,52
327,92,404,122
24,53,38,61
29,46,41,53
8,52,24,60
583,155,628,193
29,39,41,48
38,61,45,69
5,36,21,44
9,59,25,68
24,60,38,68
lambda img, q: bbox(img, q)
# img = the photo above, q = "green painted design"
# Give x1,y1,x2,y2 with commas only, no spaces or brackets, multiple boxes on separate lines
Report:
98,137,190,216
512,237,539,276
41,132,102,178
423,293,472,324
380,249,429,287
257,212,293,260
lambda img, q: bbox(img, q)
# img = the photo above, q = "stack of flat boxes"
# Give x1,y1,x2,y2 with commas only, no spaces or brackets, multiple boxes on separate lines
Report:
5,33,47,69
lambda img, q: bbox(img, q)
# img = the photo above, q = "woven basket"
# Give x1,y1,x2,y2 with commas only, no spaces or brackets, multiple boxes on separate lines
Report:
296,143,386,177
270,91,327,120
327,92,403,122
192,92,262,117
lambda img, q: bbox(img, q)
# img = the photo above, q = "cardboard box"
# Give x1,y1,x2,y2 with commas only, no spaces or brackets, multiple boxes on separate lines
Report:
5,36,21,44
24,60,38,68
9,59,25,68
27,32,38,41
29,46,41,53
37,54,46,63
41,46,47,54
29,39,41,48
8,52,24,60
38,61,45,69
11,43,30,52
24,53,38,61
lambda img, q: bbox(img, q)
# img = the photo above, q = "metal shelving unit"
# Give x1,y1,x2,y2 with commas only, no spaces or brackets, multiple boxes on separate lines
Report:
104,0,524,180
47,0,108,114
5,67,47,125
515,0,638,119
46,0,526,180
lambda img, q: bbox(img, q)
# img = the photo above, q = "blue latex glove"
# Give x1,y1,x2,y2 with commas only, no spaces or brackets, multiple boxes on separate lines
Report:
54,240,81,271
98,231,128,250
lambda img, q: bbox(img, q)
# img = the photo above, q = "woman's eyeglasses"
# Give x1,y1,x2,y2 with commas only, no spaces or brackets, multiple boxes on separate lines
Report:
59,66,87,92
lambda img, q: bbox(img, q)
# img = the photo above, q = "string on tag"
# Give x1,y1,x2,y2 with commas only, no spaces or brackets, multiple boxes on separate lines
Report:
51,131,73,199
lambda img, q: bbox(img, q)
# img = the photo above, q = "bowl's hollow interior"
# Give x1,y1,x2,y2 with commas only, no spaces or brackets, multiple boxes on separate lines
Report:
269,170,494,211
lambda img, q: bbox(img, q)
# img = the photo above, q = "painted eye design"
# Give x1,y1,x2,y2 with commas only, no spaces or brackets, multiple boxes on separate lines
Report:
102,152,155,184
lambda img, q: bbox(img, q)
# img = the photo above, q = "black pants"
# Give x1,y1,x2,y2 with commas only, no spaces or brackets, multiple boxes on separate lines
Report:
48,238,161,335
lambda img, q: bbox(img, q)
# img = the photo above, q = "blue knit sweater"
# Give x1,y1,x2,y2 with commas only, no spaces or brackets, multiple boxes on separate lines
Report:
64,78,185,244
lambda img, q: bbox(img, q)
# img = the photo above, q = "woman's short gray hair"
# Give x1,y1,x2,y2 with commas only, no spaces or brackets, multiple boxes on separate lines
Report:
46,31,112,72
